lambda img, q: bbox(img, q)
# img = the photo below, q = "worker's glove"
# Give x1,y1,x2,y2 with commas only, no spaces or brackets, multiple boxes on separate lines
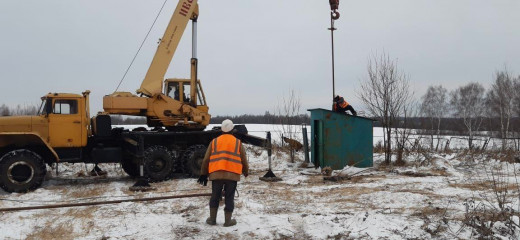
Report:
197,175,208,186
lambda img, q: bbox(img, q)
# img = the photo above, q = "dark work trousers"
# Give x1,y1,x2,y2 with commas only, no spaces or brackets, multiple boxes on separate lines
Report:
209,180,237,212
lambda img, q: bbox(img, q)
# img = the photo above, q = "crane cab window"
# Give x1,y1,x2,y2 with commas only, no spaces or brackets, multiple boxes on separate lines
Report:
183,84,191,103
167,82,181,100
53,99,78,115
182,83,205,105
196,83,206,106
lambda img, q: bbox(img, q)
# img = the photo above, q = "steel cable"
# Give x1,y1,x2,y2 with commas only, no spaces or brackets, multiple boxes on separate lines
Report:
114,0,169,92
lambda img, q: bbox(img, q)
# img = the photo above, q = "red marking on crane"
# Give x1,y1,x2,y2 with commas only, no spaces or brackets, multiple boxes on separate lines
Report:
179,0,194,17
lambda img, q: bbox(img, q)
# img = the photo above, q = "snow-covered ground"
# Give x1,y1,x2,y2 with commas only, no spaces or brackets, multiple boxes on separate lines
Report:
1,124,520,239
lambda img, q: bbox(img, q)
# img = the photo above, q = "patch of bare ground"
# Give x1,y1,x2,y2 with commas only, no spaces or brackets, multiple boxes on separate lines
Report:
449,181,519,192
300,172,387,185
26,218,76,240
411,206,447,217
65,207,95,220
449,182,492,191
327,186,380,197
393,188,441,199
349,174,387,184
241,231,259,239
215,233,240,240
396,170,447,177
67,186,106,199
171,225,201,239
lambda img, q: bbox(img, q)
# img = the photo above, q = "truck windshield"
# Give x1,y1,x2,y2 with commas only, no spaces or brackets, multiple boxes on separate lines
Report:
38,99,48,115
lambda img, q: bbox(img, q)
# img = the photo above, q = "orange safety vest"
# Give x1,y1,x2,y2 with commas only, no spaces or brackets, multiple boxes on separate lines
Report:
208,134,243,175
333,97,349,111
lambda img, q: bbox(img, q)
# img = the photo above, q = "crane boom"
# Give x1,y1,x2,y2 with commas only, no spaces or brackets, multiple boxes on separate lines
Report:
104,0,209,130
137,0,199,97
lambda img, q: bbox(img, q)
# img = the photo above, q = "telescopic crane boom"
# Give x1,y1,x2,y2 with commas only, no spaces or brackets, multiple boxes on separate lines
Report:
137,0,198,98
103,0,210,130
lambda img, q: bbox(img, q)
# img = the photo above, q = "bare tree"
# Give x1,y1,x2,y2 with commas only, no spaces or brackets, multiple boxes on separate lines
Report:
12,104,38,116
276,89,302,163
486,69,516,150
394,101,417,165
420,85,448,150
358,52,412,164
0,104,38,116
511,75,520,138
450,82,485,150
0,104,10,116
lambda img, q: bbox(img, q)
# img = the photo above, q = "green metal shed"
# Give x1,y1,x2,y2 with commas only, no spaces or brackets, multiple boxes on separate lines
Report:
309,108,374,169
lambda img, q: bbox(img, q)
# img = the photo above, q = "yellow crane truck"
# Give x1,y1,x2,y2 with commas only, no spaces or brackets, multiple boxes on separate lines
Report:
0,0,265,193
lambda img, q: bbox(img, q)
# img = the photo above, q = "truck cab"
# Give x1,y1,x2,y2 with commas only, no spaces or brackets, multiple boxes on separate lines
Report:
39,92,90,148
0,91,91,193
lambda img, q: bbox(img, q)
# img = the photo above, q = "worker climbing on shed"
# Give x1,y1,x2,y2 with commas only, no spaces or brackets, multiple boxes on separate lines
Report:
198,119,249,227
333,95,357,116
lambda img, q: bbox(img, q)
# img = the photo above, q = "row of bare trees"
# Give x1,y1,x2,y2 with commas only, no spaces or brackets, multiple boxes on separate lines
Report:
0,104,38,116
359,52,519,164
421,70,520,151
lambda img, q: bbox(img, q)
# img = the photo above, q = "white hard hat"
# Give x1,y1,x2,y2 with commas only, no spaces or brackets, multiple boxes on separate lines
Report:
221,119,234,133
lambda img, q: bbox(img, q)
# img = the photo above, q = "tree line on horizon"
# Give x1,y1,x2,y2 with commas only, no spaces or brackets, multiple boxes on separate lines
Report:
2,99,520,137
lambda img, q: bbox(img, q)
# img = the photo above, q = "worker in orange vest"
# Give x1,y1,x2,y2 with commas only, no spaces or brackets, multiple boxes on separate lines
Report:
333,95,357,116
198,119,249,227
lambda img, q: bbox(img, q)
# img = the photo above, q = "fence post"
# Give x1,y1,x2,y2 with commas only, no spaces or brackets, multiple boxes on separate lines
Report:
302,124,310,164
444,138,451,152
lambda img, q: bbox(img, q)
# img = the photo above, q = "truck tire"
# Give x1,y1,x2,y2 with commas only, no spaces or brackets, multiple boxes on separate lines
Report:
121,160,140,178
143,145,176,182
182,145,207,177
0,150,46,193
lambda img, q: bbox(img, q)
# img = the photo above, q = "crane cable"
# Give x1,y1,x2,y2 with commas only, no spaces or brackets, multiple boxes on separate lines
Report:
328,0,340,100
114,0,169,92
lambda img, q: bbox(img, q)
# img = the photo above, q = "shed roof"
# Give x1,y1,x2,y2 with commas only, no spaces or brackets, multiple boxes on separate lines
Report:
307,108,377,122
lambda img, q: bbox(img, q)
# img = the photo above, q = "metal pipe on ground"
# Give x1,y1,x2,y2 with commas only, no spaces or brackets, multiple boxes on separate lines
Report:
0,193,211,212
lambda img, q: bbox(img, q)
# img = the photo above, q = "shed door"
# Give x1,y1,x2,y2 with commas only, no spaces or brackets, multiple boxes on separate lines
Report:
312,120,323,168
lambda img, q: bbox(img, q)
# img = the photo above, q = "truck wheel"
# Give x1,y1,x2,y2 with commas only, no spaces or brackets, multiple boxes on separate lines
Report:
182,145,207,177
143,145,176,182
0,150,46,193
121,160,140,177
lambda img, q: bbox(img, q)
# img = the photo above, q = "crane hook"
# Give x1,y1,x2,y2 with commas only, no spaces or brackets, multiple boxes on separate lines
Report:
331,11,340,20
329,0,340,20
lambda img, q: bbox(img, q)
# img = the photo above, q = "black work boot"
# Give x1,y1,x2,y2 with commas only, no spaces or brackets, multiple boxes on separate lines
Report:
206,208,217,225
223,211,237,227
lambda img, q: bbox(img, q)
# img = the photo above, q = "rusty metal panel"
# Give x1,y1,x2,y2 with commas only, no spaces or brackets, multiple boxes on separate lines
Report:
309,108,373,169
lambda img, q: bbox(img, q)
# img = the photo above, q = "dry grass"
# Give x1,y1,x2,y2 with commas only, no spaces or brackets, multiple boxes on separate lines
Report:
321,187,381,204
171,226,201,239
485,150,520,163
26,219,76,240
245,145,264,157
349,174,387,184
65,208,95,220
216,233,240,240
393,188,440,198
411,206,447,217
67,186,106,199
449,181,519,192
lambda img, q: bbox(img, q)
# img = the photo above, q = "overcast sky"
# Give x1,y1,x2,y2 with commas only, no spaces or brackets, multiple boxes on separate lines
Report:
0,0,519,116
